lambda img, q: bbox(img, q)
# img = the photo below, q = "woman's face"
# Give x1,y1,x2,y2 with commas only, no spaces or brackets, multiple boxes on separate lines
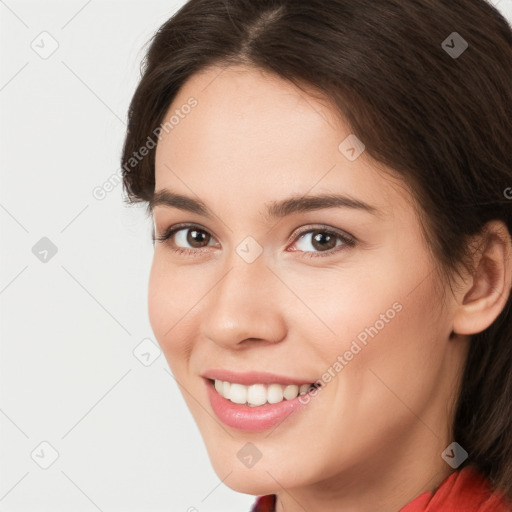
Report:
149,65,466,497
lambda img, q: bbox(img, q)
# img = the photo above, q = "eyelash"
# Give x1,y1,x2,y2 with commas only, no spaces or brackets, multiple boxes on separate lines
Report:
154,223,356,258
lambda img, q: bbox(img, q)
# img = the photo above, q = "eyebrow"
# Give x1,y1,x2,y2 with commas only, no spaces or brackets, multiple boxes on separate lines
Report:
149,188,381,219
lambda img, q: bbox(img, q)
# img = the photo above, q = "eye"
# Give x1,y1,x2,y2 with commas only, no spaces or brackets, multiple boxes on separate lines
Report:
287,226,356,257
154,223,356,258
154,223,219,255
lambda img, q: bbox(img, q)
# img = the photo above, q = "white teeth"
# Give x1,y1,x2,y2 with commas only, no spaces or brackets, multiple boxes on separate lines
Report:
222,381,231,399
283,384,299,400
247,384,267,406
229,383,247,404
267,383,284,404
213,379,314,406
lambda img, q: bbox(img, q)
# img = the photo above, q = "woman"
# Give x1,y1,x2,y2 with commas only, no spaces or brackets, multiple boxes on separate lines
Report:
121,0,512,510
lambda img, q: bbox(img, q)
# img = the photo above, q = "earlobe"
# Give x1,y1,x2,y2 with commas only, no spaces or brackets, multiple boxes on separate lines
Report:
452,220,512,336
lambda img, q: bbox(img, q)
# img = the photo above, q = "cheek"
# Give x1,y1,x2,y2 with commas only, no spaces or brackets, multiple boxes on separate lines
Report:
147,254,196,370
319,264,447,438
283,271,448,480
299,240,447,413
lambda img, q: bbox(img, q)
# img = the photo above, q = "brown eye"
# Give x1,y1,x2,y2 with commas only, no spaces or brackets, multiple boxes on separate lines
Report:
154,224,218,253
309,231,338,251
185,228,211,248
289,226,356,257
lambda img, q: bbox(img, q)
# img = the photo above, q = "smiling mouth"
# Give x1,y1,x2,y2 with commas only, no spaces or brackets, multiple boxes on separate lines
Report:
209,378,318,407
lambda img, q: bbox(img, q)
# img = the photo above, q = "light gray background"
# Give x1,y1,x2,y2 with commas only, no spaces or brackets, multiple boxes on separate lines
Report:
1,1,511,511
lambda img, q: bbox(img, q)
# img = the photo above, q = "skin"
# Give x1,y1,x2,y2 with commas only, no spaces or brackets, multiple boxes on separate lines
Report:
148,64,512,512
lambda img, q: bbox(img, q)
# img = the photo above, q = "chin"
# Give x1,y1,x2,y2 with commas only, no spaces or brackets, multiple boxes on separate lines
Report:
204,447,284,495
218,470,280,496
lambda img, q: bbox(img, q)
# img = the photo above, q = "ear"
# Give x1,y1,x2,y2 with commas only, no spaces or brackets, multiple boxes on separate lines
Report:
452,220,512,336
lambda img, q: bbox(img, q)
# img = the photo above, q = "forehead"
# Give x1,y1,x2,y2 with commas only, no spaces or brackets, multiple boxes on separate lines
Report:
154,64,408,219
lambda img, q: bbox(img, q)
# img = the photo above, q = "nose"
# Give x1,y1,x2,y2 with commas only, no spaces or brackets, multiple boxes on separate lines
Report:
199,254,288,349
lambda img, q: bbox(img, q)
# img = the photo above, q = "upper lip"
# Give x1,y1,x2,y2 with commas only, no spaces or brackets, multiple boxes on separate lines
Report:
202,369,314,386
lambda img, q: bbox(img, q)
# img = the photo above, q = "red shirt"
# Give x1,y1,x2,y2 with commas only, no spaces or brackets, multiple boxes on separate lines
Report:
250,467,512,512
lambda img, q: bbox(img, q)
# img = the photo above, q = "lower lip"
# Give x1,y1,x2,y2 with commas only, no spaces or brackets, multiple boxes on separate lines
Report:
205,379,314,432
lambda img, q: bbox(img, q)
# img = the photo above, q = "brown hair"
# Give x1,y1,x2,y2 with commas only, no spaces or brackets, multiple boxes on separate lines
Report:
121,0,512,499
